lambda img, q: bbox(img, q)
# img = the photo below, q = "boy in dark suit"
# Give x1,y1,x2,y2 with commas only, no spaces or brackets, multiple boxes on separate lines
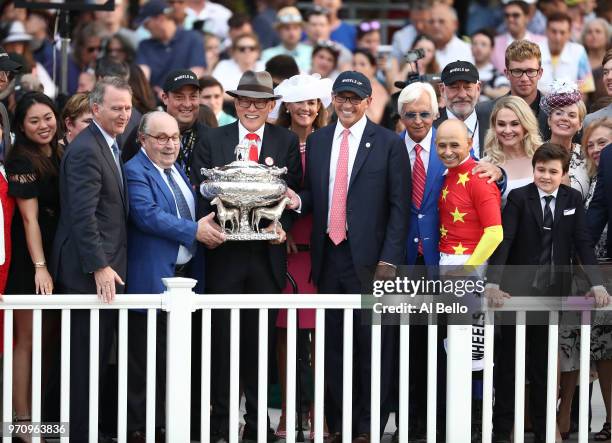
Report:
485,143,610,443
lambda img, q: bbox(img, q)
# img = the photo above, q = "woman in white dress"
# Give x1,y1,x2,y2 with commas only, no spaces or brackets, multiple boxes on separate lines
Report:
482,95,543,207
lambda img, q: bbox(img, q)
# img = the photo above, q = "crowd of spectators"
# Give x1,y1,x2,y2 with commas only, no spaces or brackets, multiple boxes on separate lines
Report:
0,0,611,442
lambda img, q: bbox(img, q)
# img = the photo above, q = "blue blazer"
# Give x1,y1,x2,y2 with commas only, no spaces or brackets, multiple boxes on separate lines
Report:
125,150,198,294
300,119,411,284
401,129,446,266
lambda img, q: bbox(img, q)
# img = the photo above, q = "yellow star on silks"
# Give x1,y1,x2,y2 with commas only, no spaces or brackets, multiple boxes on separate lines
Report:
452,242,468,255
440,225,448,238
457,172,470,186
441,186,449,201
450,207,467,223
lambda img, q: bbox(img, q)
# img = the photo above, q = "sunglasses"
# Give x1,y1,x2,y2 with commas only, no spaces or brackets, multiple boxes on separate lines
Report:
403,111,433,121
359,21,380,32
86,46,102,53
235,45,258,53
316,39,340,52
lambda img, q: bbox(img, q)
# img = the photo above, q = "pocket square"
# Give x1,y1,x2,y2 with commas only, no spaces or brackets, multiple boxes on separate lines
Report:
563,208,576,215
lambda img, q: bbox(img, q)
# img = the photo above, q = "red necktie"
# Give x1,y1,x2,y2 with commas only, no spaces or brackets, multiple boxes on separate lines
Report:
329,129,350,245
412,144,426,255
245,133,260,162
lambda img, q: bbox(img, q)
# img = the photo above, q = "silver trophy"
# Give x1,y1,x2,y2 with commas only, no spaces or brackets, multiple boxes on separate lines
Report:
199,143,291,240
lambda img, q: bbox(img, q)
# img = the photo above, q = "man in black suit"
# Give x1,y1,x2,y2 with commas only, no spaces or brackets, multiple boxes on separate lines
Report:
286,71,411,443
190,70,301,443
476,39,550,140
486,143,609,443
51,77,132,442
434,61,489,158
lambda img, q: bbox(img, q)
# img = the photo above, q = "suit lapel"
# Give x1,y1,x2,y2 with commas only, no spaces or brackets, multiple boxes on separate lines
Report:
223,122,240,165
422,129,442,205
527,183,544,229
91,125,126,207
260,124,279,165
319,125,334,212
553,186,568,232
349,120,375,190
139,151,177,212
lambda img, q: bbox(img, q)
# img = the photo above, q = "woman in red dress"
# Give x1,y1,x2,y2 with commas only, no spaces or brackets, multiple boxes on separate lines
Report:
273,73,332,438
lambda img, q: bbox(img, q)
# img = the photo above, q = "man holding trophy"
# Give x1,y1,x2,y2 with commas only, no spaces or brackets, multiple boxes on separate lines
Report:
191,70,301,443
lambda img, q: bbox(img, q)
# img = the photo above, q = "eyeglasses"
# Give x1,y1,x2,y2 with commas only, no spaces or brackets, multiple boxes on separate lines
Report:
86,46,102,53
334,95,364,105
403,111,433,120
359,21,380,32
235,45,258,53
237,98,270,109
144,133,181,144
504,12,523,19
508,68,540,78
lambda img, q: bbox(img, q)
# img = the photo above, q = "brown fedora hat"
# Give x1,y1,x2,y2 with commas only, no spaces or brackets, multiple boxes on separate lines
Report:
226,70,283,100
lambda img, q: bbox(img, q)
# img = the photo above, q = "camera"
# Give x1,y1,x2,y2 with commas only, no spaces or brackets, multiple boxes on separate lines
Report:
404,48,426,63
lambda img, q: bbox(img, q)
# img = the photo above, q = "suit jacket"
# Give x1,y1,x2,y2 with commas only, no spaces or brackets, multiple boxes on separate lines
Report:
587,142,612,258
51,123,129,294
125,150,197,294
400,128,446,266
476,91,551,143
488,183,601,296
190,121,301,290
433,107,488,158
300,119,411,285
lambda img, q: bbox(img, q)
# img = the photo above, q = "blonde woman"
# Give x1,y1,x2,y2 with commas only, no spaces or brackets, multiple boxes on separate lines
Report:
483,95,543,206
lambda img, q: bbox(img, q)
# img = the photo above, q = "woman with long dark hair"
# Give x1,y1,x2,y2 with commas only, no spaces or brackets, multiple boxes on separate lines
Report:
4,92,62,437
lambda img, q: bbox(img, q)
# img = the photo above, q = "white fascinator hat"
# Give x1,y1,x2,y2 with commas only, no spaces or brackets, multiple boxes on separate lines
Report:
269,73,333,119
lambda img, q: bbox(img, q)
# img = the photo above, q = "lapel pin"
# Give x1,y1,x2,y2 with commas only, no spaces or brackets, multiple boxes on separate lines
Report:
265,157,274,166
365,142,371,148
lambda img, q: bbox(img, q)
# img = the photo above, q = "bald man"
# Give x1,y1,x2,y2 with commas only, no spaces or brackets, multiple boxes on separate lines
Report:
428,3,474,69
124,111,210,441
436,119,502,270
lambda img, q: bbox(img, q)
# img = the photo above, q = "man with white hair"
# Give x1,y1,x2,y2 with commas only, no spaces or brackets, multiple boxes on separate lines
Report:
427,2,474,69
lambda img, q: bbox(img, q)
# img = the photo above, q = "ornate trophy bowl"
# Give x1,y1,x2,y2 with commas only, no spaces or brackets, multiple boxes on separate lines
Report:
199,144,289,240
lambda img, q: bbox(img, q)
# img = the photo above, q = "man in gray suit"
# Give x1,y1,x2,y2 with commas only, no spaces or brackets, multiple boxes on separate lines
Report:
51,77,132,442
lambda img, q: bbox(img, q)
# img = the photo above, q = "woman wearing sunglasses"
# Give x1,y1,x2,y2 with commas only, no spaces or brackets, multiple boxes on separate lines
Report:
211,32,265,97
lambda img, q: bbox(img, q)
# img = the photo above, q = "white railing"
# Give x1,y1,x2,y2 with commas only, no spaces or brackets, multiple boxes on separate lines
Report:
0,279,610,443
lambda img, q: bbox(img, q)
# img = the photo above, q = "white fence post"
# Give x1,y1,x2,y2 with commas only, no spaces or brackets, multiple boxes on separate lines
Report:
162,277,198,443
446,323,472,443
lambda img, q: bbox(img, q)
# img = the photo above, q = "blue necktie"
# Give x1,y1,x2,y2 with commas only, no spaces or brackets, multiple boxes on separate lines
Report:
164,168,193,221
111,141,123,186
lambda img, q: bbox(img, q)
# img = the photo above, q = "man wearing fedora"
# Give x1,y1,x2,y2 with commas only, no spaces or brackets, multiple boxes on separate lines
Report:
286,71,411,443
191,70,301,443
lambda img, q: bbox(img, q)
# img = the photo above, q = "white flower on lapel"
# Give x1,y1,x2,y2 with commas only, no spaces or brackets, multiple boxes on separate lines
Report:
265,157,274,166
365,142,371,148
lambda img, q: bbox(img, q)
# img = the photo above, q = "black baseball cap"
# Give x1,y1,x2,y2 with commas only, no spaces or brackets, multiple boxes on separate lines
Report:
440,61,479,85
332,71,372,99
135,0,169,26
0,46,21,73
163,69,201,93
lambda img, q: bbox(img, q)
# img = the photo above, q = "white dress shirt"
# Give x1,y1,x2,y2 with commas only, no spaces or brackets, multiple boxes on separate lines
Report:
537,187,558,220
446,109,480,158
142,149,196,265
435,36,474,70
405,128,432,174
238,121,265,159
93,121,118,156
327,115,368,227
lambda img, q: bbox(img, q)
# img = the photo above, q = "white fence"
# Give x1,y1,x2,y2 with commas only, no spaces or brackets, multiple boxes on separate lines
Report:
0,278,610,443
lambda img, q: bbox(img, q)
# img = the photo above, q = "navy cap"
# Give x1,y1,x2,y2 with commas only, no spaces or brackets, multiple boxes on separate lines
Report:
332,71,372,99
0,46,21,73
163,69,200,92
440,60,479,85
135,0,169,27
